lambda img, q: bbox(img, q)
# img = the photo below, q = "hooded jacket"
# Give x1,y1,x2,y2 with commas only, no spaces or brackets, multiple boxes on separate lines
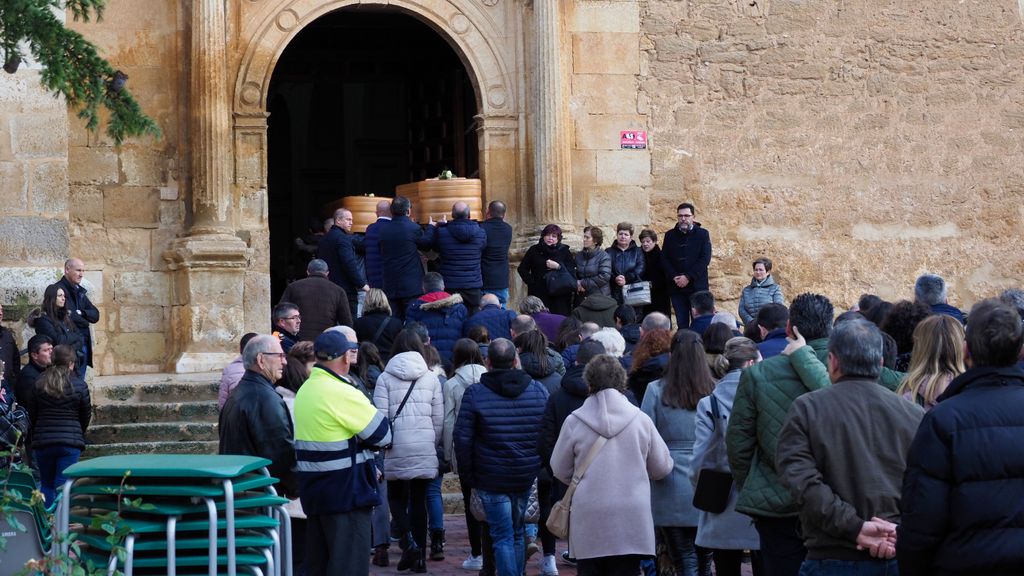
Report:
454,368,549,493
405,292,469,364
442,363,487,468
898,365,1024,576
550,388,673,560
574,247,612,297
435,217,487,290
738,274,785,325
518,349,565,396
373,351,444,480
571,293,618,328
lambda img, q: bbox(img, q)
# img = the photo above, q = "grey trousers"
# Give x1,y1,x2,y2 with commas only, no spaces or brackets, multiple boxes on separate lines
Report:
305,508,372,576
372,475,390,547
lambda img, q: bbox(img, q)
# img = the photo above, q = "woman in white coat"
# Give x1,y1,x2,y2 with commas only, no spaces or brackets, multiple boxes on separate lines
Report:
690,337,763,576
374,329,444,573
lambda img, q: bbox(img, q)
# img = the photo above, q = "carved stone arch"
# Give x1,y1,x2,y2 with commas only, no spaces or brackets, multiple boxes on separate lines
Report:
233,0,515,118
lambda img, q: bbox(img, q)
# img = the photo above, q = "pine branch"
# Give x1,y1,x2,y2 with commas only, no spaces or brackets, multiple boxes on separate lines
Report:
0,0,161,145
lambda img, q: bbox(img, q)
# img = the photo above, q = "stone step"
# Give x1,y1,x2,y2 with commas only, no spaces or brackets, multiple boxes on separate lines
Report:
92,381,220,403
86,421,218,445
91,401,220,425
85,440,219,459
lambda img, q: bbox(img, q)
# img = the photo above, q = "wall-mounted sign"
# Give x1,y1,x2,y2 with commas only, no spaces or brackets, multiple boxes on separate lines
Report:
621,131,647,149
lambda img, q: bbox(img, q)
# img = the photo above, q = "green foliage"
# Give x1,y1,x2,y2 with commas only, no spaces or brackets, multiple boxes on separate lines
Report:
0,0,161,145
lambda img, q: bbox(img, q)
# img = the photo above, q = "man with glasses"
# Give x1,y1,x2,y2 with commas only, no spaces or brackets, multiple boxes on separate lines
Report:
273,302,302,352
219,334,297,497
660,202,712,329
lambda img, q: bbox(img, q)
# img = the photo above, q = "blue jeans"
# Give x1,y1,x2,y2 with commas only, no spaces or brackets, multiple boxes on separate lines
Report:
34,445,81,505
427,474,444,532
483,289,509,308
799,559,899,576
478,488,529,576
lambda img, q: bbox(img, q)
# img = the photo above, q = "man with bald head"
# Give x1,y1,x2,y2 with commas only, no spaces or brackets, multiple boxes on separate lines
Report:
362,199,392,290
57,258,99,378
318,208,368,316
434,201,487,313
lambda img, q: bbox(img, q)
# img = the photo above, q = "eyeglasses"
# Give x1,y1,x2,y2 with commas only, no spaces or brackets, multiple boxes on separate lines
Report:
260,352,286,360
284,315,301,321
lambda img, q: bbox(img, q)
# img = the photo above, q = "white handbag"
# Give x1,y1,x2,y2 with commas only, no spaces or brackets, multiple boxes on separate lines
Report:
623,281,652,306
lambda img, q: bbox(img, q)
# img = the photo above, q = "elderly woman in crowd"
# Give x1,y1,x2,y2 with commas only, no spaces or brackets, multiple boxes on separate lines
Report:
575,226,612,302
550,354,672,575
518,224,577,316
738,258,784,325
638,229,671,317
606,222,645,306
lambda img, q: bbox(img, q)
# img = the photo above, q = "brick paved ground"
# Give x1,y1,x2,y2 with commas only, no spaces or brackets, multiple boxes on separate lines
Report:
367,514,756,575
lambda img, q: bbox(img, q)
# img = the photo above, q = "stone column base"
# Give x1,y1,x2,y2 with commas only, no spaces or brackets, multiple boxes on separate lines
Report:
164,234,252,373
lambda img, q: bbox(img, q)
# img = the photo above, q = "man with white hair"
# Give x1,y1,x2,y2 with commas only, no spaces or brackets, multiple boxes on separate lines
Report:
219,334,296,496
914,273,964,323
280,259,353,339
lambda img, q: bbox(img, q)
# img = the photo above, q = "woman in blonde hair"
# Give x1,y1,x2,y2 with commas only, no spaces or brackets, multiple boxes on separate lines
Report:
897,314,966,411
26,344,91,504
355,288,404,361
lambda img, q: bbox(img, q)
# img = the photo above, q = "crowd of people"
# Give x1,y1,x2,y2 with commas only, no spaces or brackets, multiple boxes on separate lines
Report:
2,197,1023,576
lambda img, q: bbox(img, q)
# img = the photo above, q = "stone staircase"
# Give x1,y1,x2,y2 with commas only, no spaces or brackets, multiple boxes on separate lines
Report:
85,371,221,458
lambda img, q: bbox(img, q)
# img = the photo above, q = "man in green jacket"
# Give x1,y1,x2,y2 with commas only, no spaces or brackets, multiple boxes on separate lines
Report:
726,294,904,576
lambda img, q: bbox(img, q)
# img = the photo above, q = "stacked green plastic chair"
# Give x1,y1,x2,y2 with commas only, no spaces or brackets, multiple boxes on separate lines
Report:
56,455,291,576
0,466,54,574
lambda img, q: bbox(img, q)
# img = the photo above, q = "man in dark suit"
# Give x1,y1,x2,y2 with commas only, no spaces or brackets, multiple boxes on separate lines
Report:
660,203,712,329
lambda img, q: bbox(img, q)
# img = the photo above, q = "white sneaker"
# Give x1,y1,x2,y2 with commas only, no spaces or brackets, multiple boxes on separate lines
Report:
540,554,559,576
461,554,483,570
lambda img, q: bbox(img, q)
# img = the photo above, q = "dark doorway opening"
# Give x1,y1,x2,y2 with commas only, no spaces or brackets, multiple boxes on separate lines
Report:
267,9,479,302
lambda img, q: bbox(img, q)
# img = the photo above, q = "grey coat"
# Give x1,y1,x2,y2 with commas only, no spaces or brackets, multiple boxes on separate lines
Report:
738,274,785,324
641,379,699,527
374,351,444,480
442,363,487,468
690,370,761,550
574,248,612,297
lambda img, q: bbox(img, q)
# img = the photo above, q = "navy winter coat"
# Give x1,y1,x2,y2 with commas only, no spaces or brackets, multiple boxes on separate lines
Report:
405,292,468,364
56,277,99,367
660,223,712,294
898,365,1024,576
519,349,565,396
480,218,513,291
363,217,389,288
435,218,487,290
463,304,517,341
606,241,645,303
379,215,437,300
317,225,367,295
454,368,549,493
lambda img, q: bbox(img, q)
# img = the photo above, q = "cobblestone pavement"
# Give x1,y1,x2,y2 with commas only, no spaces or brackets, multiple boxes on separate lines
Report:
369,514,576,575
367,514,755,575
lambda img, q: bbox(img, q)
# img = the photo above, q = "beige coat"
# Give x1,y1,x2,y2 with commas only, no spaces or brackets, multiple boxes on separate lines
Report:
550,388,673,560
374,351,444,480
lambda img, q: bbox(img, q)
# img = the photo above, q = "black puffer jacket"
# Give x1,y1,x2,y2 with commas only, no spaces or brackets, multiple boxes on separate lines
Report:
628,353,669,405
219,370,297,497
32,314,85,365
898,365,1024,576
354,312,404,361
606,241,645,303
574,247,612,297
26,375,91,450
537,363,587,495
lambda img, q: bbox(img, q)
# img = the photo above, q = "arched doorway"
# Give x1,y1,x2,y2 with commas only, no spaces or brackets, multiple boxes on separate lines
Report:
266,8,479,300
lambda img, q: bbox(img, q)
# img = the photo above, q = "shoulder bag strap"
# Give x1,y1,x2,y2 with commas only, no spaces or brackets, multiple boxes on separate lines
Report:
560,435,609,505
393,380,417,420
371,317,390,347
709,394,721,431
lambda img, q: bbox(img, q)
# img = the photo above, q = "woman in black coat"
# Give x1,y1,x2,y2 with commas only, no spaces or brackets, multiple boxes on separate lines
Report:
517,224,577,316
32,284,85,368
26,344,91,504
354,289,404,362
606,222,646,305
638,229,672,317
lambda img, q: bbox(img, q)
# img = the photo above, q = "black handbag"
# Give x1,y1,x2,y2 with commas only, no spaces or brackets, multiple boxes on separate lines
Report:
692,395,734,513
545,266,576,297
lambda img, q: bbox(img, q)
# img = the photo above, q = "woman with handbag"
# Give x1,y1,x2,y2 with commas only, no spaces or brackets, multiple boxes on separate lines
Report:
550,354,673,576
373,329,444,573
606,222,645,307
574,226,612,304
641,329,715,576
690,337,763,576
638,229,671,317
517,224,577,316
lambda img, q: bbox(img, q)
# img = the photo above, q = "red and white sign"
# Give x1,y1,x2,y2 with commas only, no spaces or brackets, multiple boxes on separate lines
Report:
620,130,648,149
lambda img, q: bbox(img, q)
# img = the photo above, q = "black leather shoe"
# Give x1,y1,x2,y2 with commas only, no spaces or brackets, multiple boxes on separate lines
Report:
397,546,420,571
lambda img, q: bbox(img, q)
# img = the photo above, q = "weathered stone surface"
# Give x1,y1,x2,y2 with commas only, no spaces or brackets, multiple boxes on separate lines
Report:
30,161,69,214
0,217,68,265
593,150,652,186
573,33,640,74
111,271,170,305
575,113,647,150
243,271,271,335
70,226,151,269
119,305,168,333
11,115,67,158
120,146,167,187
571,1,640,33
0,162,27,212
68,146,118,185
110,332,167,365
0,267,61,307
586,186,650,229
104,186,160,228
571,74,639,115
69,186,104,224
